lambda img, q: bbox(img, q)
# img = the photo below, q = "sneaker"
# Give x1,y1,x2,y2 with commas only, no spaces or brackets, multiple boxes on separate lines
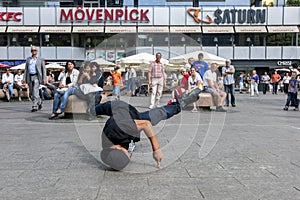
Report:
148,105,155,109
293,108,299,111
216,106,227,112
232,104,236,107
191,108,198,113
38,104,42,110
283,107,288,111
18,97,22,102
28,97,32,101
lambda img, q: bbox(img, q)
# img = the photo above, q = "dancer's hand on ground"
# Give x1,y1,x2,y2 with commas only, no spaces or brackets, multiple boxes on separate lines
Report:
153,149,163,169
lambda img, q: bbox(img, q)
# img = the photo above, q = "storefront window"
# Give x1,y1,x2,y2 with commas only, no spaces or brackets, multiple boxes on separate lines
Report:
267,33,296,46
9,34,39,46
234,34,264,46
0,34,7,46
42,34,71,46
202,34,232,46
73,34,84,47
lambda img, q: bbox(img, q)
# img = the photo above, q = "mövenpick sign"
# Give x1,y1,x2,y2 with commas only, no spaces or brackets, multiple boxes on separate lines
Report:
60,6,150,23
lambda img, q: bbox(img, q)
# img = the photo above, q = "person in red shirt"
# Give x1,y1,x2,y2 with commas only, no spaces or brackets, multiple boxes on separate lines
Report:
110,66,122,100
271,71,281,95
179,68,189,91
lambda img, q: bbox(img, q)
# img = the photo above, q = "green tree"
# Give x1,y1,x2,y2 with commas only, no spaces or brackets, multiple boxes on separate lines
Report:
286,0,300,6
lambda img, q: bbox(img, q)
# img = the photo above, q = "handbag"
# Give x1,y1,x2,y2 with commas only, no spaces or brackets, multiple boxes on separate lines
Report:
80,83,103,95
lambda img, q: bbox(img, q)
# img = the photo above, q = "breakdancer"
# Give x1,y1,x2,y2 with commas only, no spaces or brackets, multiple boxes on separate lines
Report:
96,100,181,170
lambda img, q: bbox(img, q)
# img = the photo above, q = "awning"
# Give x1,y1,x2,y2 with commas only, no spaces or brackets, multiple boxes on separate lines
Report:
202,26,234,34
267,26,299,33
105,26,136,33
40,26,71,33
170,26,201,33
235,26,267,33
7,26,39,33
138,26,169,33
0,26,6,32
72,26,104,33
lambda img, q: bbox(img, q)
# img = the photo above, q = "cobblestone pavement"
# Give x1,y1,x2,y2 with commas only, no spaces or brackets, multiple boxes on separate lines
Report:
0,92,299,200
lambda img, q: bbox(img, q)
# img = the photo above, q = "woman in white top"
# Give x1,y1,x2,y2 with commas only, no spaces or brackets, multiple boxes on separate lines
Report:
282,72,291,94
188,67,203,112
2,68,14,101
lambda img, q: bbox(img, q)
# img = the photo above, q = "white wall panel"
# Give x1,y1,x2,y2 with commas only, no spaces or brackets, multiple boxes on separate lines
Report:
153,7,169,25
283,7,300,25
57,47,72,59
218,47,233,59
267,7,283,25
8,47,24,60
72,47,85,60
136,47,153,55
23,7,39,25
170,7,186,26
170,46,185,58
202,46,217,55
234,47,250,59
282,46,298,59
41,47,56,60
40,8,56,25
250,46,265,59
266,46,282,59
153,47,169,58
0,47,8,59
186,46,202,54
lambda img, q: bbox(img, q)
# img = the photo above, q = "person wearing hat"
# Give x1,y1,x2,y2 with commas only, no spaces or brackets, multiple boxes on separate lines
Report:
96,100,181,170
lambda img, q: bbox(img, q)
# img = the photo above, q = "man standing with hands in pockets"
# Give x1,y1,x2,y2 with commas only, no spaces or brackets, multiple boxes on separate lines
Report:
24,46,46,112
148,52,165,109
222,59,236,107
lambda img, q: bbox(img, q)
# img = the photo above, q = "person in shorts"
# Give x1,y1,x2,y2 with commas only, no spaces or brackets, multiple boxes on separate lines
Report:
203,63,227,112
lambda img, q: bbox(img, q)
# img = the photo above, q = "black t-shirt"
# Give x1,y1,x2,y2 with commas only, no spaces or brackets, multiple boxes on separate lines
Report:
102,101,141,149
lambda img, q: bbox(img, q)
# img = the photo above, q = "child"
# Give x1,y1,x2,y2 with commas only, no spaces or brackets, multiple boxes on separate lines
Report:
283,71,299,111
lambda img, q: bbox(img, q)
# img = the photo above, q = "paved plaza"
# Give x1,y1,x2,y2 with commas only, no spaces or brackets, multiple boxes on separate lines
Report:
0,92,299,200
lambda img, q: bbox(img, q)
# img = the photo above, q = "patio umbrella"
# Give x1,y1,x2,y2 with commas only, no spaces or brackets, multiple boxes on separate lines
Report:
0,63,11,68
91,58,116,66
116,53,170,66
169,50,227,66
46,63,65,70
10,63,26,70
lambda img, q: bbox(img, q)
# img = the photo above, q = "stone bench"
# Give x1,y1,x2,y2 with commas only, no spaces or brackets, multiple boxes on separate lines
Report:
64,94,107,114
196,92,219,108
0,88,53,100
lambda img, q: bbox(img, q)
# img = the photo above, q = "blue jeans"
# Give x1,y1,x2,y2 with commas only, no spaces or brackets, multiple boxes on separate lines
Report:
129,77,137,92
5,84,14,95
112,86,120,96
52,87,74,114
272,82,279,94
95,100,181,126
285,92,299,108
224,84,235,105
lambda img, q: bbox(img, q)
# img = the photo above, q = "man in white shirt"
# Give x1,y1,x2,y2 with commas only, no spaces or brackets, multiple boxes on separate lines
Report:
14,69,30,101
203,63,227,112
2,68,15,101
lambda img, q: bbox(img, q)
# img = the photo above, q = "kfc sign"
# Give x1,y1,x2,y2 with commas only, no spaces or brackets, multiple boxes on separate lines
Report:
0,12,22,21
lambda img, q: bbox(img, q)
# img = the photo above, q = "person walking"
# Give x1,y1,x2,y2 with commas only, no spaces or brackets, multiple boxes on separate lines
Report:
148,52,165,109
283,71,299,111
128,65,137,96
261,72,270,95
271,71,281,95
222,59,236,107
282,72,291,94
250,70,259,97
24,46,46,112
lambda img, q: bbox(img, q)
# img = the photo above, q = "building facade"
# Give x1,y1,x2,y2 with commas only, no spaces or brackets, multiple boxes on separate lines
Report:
0,4,299,72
